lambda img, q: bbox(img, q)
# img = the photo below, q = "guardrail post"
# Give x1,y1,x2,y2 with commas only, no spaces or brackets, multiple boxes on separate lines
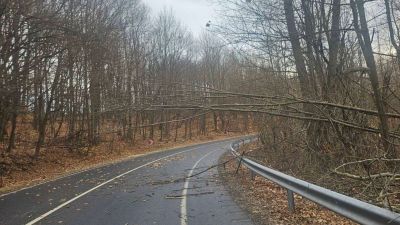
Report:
287,189,295,212
251,171,256,180
235,157,242,174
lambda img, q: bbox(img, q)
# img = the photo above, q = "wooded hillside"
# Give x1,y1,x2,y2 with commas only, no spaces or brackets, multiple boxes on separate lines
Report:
1,0,400,212
0,0,256,188
214,0,400,211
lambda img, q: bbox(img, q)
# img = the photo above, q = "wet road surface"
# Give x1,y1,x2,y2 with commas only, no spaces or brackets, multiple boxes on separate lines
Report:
0,138,253,225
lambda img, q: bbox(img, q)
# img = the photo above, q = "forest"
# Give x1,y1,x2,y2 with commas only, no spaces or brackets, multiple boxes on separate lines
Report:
1,0,400,213
0,0,254,158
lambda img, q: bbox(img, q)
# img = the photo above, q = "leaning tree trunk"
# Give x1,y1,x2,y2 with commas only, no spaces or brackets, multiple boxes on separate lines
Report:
351,0,394,158
283,0,319,152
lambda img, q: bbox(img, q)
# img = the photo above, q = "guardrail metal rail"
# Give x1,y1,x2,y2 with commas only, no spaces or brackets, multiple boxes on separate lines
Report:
230,137,400,225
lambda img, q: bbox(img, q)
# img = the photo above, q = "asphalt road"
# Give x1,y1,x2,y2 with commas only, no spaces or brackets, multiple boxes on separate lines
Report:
0,138,253,225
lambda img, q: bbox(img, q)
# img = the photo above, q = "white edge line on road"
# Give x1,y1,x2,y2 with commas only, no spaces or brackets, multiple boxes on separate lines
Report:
25,145,208,225
0,136,240,199
180,149,218,225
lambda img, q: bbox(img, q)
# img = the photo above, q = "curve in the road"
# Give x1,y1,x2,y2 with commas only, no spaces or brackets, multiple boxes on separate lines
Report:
26,146,204,225
180,148,218,225
0,137,253,225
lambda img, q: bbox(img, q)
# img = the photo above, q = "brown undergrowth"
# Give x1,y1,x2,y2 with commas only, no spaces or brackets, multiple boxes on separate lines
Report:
219,145,356,225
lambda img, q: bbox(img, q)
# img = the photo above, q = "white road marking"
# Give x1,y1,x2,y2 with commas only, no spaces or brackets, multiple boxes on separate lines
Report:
0,152,167,198
180,149,218,225
0,137,234,199
25,145,208,225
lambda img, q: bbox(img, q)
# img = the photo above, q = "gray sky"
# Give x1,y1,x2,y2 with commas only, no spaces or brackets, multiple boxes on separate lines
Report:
143,0,217,37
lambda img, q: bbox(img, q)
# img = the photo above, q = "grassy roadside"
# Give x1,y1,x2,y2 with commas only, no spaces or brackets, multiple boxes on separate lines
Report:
0,132,248,195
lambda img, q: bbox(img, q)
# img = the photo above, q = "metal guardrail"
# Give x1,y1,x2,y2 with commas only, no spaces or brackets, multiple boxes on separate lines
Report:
230,137,400,225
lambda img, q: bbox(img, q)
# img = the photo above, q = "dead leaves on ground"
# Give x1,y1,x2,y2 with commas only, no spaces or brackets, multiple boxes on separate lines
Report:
0,132,241,194
149,155,185,169
220,154,355,225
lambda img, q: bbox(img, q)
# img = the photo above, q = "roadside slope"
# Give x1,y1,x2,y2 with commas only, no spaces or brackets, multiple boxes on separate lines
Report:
218,152,355,225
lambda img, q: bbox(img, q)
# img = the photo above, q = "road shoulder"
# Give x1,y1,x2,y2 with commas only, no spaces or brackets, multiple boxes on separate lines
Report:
218,152,355,225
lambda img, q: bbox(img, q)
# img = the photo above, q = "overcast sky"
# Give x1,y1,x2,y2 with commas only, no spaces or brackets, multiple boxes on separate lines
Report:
143,0,217,37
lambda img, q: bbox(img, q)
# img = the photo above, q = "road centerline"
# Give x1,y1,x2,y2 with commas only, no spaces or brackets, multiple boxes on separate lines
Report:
180,148,219,225
25,145,207,225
